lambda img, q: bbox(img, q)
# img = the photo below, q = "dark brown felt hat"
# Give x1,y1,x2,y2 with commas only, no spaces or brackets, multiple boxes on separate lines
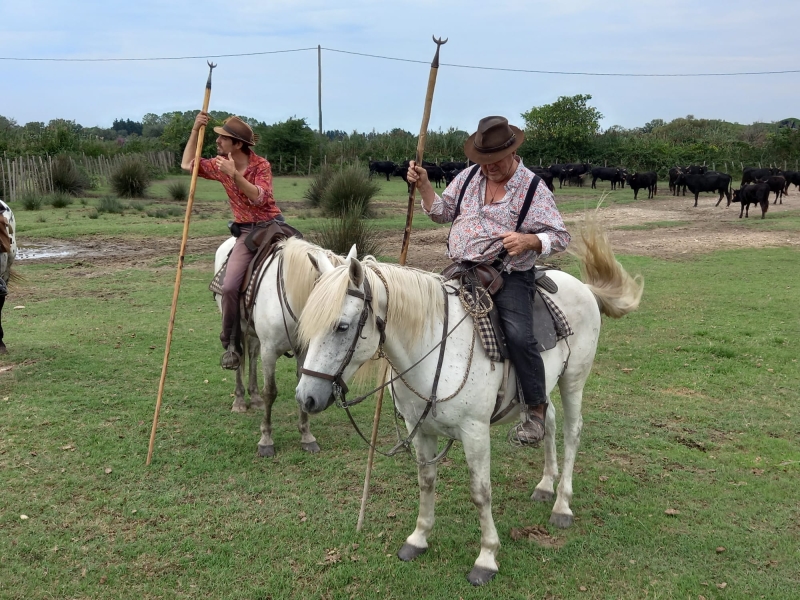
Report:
213,116,259,146
464,116,525,164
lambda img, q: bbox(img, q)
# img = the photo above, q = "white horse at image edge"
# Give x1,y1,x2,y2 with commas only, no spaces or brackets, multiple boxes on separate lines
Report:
295,215,643,586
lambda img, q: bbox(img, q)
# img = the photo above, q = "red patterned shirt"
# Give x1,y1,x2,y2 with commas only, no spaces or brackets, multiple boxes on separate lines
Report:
195,152,280,223
422,158,570,272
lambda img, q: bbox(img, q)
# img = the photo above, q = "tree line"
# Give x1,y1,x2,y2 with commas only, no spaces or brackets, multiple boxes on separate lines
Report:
2,95,799,176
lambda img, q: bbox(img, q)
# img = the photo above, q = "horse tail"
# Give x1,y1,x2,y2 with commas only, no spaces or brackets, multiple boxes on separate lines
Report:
568,210,643,319
7,267,24,284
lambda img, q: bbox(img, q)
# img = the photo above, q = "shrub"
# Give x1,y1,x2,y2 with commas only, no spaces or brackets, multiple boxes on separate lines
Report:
321,166,380,218
310,209,384,258
20,191,44,211
110,158,151,197
51,155,89,196
49,191,74,208
88,210,99,219
146,206,183,218
98,196,125,214
128,200,148,212
303,166,335,207
166,180,189,201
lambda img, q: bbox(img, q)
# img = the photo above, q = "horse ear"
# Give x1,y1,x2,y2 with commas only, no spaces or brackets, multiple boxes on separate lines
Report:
346,244,358,260
308,251,335,275
348,256,364,288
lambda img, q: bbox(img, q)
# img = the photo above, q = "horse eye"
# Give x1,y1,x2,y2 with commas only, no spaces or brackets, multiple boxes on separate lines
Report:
336,322,349,332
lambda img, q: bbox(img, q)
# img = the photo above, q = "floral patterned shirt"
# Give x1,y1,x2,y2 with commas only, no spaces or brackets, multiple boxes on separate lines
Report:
195,152,280,223
422,158,570,272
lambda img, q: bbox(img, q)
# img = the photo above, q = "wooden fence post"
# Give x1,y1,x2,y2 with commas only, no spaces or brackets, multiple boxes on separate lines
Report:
294,155,297,173
308,155,313,176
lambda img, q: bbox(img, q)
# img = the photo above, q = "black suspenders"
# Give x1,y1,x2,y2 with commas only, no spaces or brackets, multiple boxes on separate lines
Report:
447,165,543,252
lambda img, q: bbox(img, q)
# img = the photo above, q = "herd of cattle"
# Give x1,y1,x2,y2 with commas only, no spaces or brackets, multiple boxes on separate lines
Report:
369,160,799,220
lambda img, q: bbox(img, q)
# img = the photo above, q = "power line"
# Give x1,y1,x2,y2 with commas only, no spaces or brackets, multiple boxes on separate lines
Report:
0,48,317,62
323,47,800,77
1,45,798,77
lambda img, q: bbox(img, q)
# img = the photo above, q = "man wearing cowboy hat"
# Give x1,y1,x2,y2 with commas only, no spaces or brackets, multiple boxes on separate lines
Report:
407,116,570,446
181,112,281,369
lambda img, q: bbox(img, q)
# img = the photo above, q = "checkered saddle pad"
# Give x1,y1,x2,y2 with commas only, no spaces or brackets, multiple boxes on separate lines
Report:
209,250,279,316
457,269,573,363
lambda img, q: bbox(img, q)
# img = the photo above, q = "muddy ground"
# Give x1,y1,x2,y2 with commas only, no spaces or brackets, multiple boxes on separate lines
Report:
15,188,800,274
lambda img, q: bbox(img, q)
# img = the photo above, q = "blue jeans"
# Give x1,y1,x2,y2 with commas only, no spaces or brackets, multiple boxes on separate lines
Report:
492,269,547,407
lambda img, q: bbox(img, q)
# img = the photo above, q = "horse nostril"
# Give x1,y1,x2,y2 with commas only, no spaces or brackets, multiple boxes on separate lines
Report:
305,396,316,412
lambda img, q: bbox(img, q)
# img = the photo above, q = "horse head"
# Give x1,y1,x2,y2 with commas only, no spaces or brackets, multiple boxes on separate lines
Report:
296,249,386,414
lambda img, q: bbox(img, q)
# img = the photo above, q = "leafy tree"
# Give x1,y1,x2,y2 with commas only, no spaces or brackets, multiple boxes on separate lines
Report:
255,117,315,160
520,94,603,162
112,118,143,136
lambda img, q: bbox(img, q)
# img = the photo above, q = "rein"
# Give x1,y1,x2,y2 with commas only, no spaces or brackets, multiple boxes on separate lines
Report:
299,259,507,465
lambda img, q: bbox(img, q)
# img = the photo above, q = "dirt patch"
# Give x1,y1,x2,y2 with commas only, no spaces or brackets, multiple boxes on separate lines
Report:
13,188,799,273
510,525,565,549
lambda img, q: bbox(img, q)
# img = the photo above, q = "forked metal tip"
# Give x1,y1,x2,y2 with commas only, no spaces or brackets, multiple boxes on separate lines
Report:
207,61,217,69
432,36,448,45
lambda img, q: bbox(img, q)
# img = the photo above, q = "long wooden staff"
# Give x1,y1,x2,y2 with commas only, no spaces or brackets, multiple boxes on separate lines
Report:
146,61,217,466
356,36,447,531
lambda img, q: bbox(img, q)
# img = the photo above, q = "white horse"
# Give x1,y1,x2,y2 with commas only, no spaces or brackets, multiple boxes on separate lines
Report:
213,236,349,457
295,218,643,585
0,199,18,354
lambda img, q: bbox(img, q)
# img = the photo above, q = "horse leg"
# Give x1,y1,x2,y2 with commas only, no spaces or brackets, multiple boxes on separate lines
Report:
247,337,265,410
463,432,500,586
231,358,248,413
549,381,584,529
257,350,280,458
295,356,319,453
398,432,439,563
532,399,559,503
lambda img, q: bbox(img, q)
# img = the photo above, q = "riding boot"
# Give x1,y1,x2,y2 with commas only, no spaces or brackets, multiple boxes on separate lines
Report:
509,403,547,446
220,324,242,371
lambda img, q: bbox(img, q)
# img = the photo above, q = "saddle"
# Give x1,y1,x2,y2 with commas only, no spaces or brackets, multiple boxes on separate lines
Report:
0,215,12,255
209,220,303,320
442,265,572,362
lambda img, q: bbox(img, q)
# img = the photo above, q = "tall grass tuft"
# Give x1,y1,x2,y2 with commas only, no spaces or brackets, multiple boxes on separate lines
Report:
321,166,380,218
110,158,151,198
98,196,125,214
304,166,335,208
49,191,74,208
310,209,384,258
20,190,44,211
167,180,189,201
51,155,89,196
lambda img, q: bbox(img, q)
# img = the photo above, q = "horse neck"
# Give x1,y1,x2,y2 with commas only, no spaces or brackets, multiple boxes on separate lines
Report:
282,240,337,312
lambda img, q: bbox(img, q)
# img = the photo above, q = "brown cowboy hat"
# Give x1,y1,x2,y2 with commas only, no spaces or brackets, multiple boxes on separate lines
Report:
213,116,259,146
463,116,525,164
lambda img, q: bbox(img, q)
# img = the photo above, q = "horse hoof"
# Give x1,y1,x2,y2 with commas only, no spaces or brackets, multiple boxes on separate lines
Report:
531,488,554,503
257,444,276,458
301,441,320,454
0,345,7,355
231,401,248,414
397,543,426,562
467,566,497,586
550,512,574,529
250,398,266,411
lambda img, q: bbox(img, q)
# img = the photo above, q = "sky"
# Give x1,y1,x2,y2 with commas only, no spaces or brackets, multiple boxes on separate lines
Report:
2,0,799,134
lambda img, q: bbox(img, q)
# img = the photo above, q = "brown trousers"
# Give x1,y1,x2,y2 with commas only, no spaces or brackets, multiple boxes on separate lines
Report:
220,225,254,349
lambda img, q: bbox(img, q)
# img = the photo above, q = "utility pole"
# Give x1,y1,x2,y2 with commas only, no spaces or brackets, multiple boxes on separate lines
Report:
317,45,323,164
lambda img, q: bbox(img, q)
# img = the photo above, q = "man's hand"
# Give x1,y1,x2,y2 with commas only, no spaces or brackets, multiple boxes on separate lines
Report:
500,231,542,256
407,161,431,188
193,111,210,131
215,152,236,177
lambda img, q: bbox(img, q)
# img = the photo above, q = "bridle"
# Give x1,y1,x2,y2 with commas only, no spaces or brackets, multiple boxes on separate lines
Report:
299,273,386,402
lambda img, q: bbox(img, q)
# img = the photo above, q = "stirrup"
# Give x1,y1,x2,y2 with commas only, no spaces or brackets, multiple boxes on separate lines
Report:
220,348,241,370
508,404,547,447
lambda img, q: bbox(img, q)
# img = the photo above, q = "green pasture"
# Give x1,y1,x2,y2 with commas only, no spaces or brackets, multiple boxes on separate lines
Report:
2,241,799,597
1,174,799,599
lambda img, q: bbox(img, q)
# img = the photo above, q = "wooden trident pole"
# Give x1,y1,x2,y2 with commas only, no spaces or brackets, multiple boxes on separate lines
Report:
146,61,216,466
356,36,447,531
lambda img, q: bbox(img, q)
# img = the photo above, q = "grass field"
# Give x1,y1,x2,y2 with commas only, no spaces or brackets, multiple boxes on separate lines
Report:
1,174,799,599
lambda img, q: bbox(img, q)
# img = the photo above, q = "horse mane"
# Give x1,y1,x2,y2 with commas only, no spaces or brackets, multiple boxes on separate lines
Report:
279,237,346,311
298,260,445,347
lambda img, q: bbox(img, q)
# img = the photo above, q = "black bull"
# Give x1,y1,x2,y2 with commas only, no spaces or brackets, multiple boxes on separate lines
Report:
676,172,732,207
